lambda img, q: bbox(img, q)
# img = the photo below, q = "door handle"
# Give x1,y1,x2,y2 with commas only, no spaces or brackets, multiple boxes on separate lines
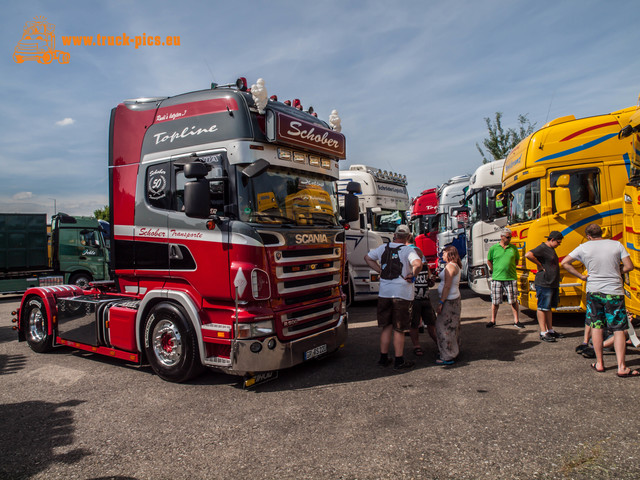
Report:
169,244,183,260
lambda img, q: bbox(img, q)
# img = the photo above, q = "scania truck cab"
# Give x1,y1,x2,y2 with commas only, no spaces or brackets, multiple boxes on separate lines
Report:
465,160,506,295
338,165,409,302
435,175,470,277
410,188,438,272
503,106,636,312
15,78,358,384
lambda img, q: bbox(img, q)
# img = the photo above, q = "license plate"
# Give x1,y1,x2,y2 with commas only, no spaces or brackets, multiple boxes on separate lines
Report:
304,344,328,360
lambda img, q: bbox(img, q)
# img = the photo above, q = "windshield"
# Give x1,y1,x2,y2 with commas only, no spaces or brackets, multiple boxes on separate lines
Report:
410,214,436,237
468,190,507,223
369,209,406,233
467,192,480,224
507,178,541,224
237,166,339,226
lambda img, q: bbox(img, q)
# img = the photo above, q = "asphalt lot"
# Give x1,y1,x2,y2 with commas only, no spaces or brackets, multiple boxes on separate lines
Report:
1,287,640,480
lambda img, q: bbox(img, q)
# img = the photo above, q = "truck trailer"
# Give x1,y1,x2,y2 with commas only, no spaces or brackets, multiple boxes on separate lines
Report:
464,160,506,295
1,213,109,294
14,78,358,384
338,165,409,302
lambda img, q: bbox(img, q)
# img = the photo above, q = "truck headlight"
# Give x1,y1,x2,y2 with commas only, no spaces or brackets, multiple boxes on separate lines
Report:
237,319,275,339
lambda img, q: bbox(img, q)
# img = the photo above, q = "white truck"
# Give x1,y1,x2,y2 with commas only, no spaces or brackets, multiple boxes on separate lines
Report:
338,165,409,302
464,160,507,295
435,175,470,278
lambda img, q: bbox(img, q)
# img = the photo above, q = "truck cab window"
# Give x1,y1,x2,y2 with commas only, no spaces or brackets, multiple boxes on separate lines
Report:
175,171,227,215
550,169,600,210
507,178,541,224
369,209,405,233
80,230,99,247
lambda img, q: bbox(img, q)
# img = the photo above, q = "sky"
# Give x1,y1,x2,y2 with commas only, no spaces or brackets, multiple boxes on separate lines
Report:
2,0,640,220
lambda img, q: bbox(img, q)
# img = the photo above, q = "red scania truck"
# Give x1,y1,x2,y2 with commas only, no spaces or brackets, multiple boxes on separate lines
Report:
14,78,358,384
409,188,438,272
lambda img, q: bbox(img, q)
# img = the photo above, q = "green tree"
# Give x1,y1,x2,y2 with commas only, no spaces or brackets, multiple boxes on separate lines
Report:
476,112,536,163
93,205,110,221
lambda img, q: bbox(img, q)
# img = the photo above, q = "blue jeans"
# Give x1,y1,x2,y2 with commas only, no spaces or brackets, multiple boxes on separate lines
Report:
536,286,558,311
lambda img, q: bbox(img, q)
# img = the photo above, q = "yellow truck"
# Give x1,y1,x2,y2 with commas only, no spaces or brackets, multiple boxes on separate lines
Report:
502,106,637,312
620,103,640,318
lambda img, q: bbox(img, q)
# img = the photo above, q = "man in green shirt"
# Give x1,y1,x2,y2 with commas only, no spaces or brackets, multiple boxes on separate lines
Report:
486,228,523,328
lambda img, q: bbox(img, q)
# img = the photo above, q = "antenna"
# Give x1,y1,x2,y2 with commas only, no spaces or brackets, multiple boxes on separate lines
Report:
545,90,556,124
203,59,215,86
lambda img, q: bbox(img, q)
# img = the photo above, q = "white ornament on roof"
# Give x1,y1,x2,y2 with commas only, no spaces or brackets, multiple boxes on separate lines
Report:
251,78,268,114
329,109,341,132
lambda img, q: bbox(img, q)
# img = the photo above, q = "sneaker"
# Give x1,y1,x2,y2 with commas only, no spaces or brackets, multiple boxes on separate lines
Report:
540,333,556,343
514,322,525,329
486,322,496,328
377,357,392,367
393,360,415,371
575,344,590,354
548,331,565,339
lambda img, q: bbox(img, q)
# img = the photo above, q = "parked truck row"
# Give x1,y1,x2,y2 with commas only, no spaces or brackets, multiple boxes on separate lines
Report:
1,213,109,294
12,76,640,384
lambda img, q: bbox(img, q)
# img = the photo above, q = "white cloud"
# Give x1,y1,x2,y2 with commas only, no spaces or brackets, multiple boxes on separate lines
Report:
55,117,75,127
12,191,32,200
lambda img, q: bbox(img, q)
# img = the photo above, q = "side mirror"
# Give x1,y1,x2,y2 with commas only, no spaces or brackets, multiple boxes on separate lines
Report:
184,179,210,218
346,181,362,194
184,162,209,178
343,193,359,223
551,174,571,213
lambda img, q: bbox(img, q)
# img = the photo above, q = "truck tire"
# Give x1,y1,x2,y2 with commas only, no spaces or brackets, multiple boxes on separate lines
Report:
23,297,54,353
143,303,202,383
346,279,354,307
69,272,92,288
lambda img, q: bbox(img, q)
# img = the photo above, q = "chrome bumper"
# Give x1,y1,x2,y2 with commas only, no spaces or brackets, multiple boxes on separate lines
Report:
228,314,348,374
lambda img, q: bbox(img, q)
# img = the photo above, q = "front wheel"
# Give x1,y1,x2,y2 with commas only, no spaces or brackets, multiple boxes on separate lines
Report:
69,272,92,288
143,303,202,383
23,297,54,353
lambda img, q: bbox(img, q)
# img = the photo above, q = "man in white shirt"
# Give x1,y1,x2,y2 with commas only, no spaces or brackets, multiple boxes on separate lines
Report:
561,223,636,377
365,224,422,370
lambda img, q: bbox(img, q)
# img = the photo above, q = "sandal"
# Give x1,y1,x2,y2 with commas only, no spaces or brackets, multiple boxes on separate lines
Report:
435,358,455,365
591,363,605,373
413,347,424,357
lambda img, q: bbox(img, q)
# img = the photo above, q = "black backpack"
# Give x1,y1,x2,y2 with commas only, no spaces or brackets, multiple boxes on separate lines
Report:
380,245,404,280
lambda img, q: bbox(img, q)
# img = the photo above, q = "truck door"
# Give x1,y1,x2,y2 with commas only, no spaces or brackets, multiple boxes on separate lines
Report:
550,166,606,238
57,227,107,280
167,157,231,300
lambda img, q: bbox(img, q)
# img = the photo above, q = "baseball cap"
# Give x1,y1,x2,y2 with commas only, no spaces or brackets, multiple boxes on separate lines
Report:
547,231,564,241
395,224,411,235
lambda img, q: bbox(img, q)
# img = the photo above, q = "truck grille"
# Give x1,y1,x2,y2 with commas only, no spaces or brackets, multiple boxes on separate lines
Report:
273,247,341,295
280,301,339,337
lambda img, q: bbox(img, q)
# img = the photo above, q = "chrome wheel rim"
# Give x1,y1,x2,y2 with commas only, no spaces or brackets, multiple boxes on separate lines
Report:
152,319,183,367
28,307,45,343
